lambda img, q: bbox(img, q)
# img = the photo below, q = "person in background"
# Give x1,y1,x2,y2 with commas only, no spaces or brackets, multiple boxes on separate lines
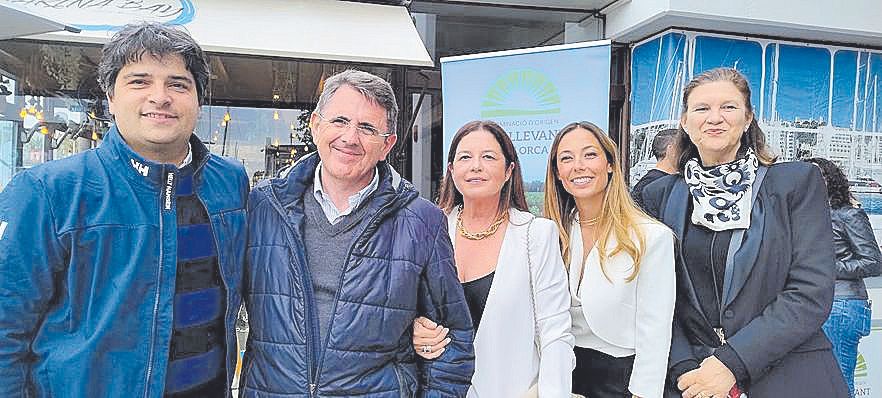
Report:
412,120,574,397
545,121,676,398
0,22,249,397
241,69,474,397
632,128,679,211
804,157,882,398
643,67,847,398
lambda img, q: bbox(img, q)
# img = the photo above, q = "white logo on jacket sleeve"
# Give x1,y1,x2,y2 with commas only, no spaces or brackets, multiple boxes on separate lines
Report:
130,159,149,177
0,221,7,240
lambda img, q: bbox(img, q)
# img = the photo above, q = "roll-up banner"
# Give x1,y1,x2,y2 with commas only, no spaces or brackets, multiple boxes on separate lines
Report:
441,40,612,213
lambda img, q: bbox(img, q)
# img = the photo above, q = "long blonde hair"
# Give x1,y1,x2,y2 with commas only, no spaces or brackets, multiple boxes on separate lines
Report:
543,121,649,282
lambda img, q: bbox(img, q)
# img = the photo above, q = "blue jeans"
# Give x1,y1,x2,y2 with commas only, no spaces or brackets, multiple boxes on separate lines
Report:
822,298,872,398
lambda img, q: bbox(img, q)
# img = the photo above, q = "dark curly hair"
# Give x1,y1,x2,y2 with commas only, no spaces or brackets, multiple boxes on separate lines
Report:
802,157,853,209
98,22,210,104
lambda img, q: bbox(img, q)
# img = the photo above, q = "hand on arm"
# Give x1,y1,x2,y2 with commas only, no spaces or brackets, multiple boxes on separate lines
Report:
412,317,450,359
416,217,475,397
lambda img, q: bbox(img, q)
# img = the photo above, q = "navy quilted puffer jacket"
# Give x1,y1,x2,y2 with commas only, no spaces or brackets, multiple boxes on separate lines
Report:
242,154,474,397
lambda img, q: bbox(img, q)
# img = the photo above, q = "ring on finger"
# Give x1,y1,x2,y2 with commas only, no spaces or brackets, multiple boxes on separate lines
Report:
420,345,432,354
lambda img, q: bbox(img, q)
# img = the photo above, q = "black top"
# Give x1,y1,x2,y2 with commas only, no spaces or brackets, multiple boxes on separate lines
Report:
682,221,732,328
462,272,495,331
674,195,746,387
631,169,670,211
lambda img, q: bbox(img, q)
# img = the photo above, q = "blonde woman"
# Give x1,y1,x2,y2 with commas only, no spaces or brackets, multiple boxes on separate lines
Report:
411,120,574,397
545,121,676,398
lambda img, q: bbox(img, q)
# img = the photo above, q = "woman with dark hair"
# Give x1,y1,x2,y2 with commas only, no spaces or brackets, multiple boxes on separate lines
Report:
642,67,848,397
545,121,676,398
804,157,881,397
411,120,575,397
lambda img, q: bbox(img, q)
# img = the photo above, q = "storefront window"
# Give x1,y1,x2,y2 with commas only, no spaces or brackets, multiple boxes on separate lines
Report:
0,39,402,187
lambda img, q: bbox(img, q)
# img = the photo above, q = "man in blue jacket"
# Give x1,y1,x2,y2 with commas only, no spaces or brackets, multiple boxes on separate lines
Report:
0,23,248,397
242,70,475,397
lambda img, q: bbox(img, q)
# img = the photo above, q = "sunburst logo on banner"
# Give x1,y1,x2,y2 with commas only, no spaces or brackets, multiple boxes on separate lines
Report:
481,69,561,117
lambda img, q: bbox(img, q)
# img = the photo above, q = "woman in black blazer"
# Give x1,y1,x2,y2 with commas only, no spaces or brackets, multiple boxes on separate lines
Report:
642,67,848,398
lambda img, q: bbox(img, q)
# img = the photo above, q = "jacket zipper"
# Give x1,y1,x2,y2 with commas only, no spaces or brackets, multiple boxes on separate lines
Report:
263,189,319,396
144,166,174,397
709,232,726,345
311,199,396,396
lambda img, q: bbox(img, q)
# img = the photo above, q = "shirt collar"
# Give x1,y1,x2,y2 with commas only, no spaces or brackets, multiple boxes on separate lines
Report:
178,143,193,168
313,161,380,213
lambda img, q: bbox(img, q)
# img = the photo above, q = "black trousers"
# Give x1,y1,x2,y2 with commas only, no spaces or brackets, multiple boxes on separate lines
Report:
572,346,635,398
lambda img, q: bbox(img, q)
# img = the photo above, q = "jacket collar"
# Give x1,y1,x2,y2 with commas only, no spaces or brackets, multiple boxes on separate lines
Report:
261,152,416,217
664,176,768,308
98,125,211,188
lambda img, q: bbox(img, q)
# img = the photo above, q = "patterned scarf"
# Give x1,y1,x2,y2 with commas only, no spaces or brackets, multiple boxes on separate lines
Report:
683,150,759,231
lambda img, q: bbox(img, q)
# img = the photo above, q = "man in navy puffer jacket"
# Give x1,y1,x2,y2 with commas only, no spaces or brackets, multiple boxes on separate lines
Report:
242,70,475,397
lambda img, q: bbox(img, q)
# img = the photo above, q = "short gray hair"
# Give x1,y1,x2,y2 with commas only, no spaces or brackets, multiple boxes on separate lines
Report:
98,22,210,104
315,70,399,135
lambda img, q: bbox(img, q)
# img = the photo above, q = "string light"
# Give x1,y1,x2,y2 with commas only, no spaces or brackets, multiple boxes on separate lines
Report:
19,108,27,118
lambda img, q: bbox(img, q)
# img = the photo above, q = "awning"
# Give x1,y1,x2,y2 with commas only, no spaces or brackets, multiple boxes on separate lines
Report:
11,0,434,67
0,2,80,41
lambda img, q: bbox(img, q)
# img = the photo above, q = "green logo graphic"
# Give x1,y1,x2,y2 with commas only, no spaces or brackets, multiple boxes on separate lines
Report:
855,353,868,378
481,69,561,117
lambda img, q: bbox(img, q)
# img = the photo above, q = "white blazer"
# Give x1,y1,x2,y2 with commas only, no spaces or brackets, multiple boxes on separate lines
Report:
569,216,676,398
448,208,575,398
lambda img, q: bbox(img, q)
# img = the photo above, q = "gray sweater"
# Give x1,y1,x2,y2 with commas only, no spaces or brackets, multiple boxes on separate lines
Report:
302,185,375,345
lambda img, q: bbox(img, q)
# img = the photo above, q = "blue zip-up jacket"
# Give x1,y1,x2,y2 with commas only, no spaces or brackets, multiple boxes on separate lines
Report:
242,154,474,397
0,126,248,397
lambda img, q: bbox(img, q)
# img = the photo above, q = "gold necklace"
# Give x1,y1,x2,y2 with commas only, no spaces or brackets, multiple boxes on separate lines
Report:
457,209,507,240
577,215,600,226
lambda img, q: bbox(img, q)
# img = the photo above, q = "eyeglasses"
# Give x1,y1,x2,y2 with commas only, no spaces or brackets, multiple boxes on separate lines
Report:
315,112,392,138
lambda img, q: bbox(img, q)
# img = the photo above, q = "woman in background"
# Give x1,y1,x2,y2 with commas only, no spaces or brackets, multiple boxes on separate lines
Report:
804,157,882,398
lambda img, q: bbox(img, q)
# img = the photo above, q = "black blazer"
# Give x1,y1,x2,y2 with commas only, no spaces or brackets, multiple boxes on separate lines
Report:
643,161,847,398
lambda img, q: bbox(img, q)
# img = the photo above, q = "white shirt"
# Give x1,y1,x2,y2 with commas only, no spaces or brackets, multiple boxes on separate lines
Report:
567,215,677,398
178,143,193,168
313,162,379,225
569,248,635,357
